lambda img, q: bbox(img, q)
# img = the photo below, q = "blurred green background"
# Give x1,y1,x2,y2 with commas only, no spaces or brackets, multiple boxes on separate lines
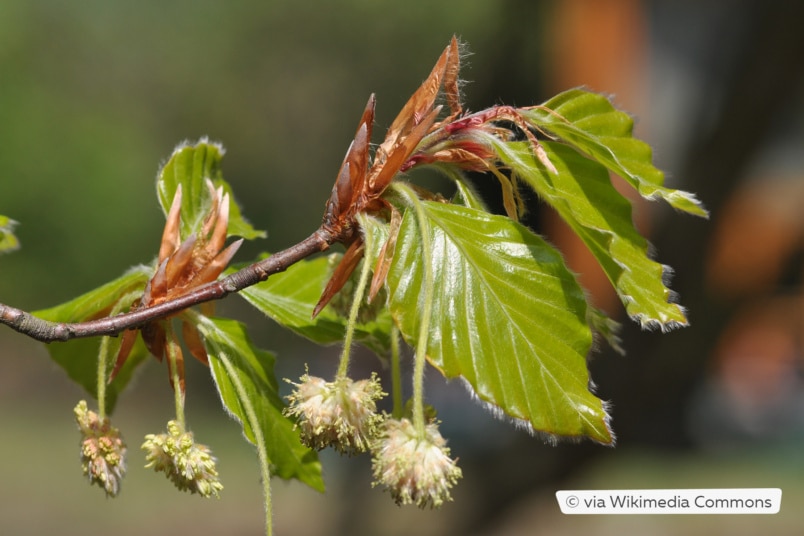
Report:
1,1,802,534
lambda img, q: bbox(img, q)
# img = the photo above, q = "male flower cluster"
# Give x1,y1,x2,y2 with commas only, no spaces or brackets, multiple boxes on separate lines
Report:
74,400,127,497
371,418,462,509
284,373,385,455
285,372,463,509
142,420,223,498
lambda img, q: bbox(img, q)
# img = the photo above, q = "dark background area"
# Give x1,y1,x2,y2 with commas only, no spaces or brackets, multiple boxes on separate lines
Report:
0,1,802,534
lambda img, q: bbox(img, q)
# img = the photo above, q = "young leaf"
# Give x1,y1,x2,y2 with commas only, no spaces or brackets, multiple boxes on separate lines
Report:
524,88,708,217
0,215,20,254
34,266,152,412
496,140,689,329
235,255,393,357
196,315,324,491
365,202,613,444
156,139,266,241
447,171,489,212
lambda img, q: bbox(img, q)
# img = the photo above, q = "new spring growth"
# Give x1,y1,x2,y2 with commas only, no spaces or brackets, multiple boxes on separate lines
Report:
111,179,243,394
284,373,386,455
372,418,462,509
142,420,223,498
74,400,127,498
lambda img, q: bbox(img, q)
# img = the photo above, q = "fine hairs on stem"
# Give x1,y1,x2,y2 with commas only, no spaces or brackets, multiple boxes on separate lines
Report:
335,242,374,380
391,183,435,435
164,322,186,430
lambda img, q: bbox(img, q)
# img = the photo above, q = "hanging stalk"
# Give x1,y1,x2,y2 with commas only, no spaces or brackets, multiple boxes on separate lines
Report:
391,183,435,435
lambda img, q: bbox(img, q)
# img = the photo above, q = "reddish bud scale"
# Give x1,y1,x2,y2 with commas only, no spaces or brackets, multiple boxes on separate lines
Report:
315,35,557,314
315,37,462,316
110,179,242,393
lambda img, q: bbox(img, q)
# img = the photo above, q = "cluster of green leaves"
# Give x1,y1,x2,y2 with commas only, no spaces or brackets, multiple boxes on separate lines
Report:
29,88,704,493
360,89,706,444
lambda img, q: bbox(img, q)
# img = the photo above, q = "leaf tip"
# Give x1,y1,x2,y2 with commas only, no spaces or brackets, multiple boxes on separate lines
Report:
458,377,616,446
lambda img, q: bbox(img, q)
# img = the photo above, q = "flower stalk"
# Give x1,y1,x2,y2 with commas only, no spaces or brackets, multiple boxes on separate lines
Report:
213,350,274,536
335,247,373,380
95,335,113,420
390,324,403,419
164,322,186,430
392,183,435,435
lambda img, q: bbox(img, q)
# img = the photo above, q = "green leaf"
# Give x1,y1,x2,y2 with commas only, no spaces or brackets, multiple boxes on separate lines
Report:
34,266,152,412
451,175,488,211
156,139,266,240
496,140,689,329
366,201,612,444
236,254,393,357
588,307,624,356
197,315,324,491
0,215,20,254
525,88,709,217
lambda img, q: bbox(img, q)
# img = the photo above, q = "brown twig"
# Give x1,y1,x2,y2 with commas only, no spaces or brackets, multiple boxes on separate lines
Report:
0,227,337,343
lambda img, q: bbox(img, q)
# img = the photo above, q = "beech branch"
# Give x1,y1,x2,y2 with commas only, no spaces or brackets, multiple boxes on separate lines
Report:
0,227,337,343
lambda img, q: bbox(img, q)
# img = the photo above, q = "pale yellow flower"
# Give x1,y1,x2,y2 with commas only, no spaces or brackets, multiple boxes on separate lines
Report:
371,418,462,508
285,373,385,454
74,400,127,497
142,420,222,498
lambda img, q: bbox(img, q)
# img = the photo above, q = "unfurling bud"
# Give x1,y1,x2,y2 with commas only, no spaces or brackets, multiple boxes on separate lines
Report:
73,400,127,497
371,418,462,508
142,420,222,498
284,373,385,455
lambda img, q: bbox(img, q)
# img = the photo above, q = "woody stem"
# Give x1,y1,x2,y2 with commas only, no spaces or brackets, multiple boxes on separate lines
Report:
0,227,340,344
